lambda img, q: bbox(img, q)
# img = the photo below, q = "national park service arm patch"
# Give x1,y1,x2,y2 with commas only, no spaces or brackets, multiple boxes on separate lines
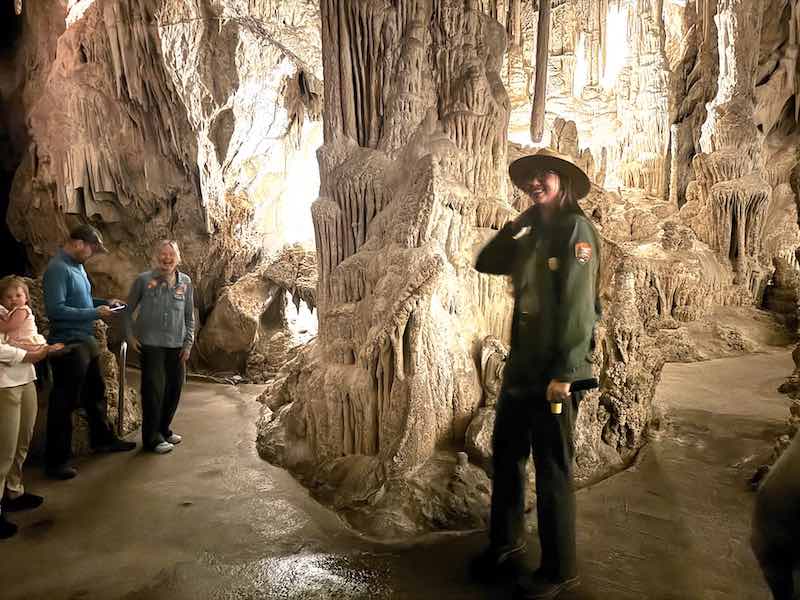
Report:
574,242,593,264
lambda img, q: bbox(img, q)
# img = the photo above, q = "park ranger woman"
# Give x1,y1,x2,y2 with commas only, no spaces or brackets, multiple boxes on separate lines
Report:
471,148,601,599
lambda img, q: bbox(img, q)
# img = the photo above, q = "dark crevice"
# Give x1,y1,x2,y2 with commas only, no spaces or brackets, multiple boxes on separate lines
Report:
0,2,22,57
0,2,28,277
729,212,739,263
0,170,28,277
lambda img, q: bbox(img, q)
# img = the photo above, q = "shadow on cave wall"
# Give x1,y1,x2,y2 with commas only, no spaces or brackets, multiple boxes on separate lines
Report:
0,1,29,277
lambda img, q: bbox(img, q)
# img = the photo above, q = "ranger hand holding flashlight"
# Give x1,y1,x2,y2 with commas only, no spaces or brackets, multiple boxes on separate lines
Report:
470,148,602,599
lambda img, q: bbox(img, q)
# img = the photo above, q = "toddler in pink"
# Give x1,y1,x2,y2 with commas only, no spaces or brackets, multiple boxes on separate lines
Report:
0,277,47,352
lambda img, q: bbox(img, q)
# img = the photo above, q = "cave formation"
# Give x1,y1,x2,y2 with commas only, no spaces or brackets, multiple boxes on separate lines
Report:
2,0,800,543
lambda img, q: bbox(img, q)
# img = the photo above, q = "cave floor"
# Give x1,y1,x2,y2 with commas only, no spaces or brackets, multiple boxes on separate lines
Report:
1,349,792,600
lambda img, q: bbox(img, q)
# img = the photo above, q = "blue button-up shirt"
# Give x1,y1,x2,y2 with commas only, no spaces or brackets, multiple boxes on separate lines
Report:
43,250,107,343
127,271,195,350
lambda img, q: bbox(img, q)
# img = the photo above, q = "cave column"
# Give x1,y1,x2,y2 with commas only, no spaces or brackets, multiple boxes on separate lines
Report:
699,0,763,156
301,0,511,480
695,0,770,292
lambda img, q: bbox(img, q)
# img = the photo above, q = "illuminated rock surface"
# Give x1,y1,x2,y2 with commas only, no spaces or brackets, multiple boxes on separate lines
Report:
1,0,798,536
254,0,800,535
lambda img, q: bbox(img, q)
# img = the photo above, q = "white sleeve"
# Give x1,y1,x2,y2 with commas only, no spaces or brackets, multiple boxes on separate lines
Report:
0,341,26,365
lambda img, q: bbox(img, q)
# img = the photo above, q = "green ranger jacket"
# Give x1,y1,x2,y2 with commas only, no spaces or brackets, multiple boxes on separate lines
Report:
476,208,601,387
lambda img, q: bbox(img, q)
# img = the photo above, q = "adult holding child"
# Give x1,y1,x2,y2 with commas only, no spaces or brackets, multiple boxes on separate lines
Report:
126,240,195,455
43,224,136,480
0,333,62,538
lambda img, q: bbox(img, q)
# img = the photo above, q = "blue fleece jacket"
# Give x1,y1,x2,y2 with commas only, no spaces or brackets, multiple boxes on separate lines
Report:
43,250,107,343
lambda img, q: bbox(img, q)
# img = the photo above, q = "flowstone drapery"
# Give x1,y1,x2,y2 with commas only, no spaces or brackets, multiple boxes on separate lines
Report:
258,0,512,536
681,0,800,303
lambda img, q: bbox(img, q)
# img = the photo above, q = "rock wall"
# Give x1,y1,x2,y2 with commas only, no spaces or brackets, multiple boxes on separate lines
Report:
196,243,317,376
3,0,323,366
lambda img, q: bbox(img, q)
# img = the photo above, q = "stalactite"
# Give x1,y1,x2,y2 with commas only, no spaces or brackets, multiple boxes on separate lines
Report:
510,0,522,47
795,1,800,121
599,0,609,78
530,0,552,142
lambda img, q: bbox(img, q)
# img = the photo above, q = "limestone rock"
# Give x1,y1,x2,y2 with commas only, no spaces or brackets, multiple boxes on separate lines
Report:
196,273,282,373
479,335,507,407
465,408,495,473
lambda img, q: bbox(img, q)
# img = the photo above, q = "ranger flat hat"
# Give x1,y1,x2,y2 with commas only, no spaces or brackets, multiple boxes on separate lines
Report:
69,223,108,253
509,147,591,199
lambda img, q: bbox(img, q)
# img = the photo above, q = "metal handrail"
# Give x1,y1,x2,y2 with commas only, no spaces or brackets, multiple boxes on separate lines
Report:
117,340,127,436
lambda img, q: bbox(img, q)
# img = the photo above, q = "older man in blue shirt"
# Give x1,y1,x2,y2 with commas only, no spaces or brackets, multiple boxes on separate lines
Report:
42,225,135,480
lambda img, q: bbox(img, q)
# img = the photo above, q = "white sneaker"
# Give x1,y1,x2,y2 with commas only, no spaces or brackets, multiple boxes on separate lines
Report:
165,434,182,445
153,442,174,454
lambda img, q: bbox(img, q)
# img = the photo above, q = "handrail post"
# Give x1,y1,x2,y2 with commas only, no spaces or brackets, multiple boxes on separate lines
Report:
117,340,127,437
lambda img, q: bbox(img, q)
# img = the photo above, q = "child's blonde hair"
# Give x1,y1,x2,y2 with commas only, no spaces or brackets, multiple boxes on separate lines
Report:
0,276,29,306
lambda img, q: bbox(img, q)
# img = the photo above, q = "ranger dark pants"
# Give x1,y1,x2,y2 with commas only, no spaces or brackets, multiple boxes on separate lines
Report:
46,339,117,468
139,346,183,449
489,385,582,580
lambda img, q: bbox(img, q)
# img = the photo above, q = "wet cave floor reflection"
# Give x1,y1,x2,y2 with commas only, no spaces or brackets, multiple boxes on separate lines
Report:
1,350,791,600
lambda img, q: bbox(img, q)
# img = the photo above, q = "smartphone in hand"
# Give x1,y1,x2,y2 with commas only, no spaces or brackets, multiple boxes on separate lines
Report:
109,304,127,312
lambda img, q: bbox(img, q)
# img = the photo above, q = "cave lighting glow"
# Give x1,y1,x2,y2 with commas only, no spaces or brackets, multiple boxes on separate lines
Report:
279,121,321,246
602,4,629,90
66,0,96,26
573,32,588,96
285,292,318,340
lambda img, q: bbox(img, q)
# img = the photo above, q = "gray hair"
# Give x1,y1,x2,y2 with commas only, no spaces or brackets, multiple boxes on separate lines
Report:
151,239,182,267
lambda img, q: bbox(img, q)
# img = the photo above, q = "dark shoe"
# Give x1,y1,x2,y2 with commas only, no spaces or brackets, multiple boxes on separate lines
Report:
45,465,77,480
469,543,527,583
514,571,580,599
94,439,136,453
2,492,44,512
0,514,18,539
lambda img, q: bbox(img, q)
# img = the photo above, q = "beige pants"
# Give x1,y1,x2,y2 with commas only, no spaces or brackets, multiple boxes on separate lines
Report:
0,381,37,505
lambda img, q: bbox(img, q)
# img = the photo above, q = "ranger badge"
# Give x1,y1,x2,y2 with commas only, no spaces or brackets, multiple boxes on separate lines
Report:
575,242,592,264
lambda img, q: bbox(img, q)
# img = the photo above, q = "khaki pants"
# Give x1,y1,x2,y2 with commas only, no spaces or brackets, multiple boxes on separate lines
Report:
0,382,37,504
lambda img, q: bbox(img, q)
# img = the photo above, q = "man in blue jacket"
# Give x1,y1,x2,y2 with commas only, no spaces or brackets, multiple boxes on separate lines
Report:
42,225,135,480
